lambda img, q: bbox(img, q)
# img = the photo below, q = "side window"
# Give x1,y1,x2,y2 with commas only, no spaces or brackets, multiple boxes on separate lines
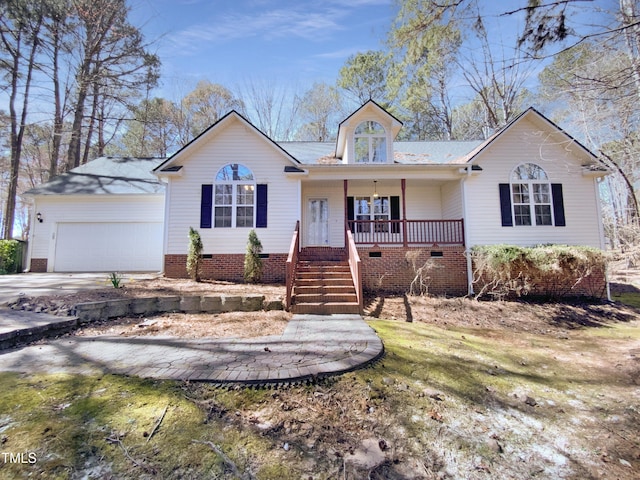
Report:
214,164,255,228
354,121,387,163
510,163,553,226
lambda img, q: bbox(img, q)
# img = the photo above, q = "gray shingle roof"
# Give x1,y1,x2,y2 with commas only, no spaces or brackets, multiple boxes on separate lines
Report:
277,142,336,164
24,157,166,195
277,140,484,165
393,141,483,164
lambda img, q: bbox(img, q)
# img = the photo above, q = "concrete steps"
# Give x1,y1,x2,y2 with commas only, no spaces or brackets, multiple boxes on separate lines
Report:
291,261,360,314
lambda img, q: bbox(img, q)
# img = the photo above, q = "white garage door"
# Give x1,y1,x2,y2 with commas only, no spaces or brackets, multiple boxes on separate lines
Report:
54,222,163,272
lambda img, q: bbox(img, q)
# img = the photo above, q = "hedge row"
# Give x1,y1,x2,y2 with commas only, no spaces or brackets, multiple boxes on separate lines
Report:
470,244,607,299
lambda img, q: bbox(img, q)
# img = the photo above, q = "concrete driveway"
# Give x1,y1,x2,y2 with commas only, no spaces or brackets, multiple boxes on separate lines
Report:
0,272,160,304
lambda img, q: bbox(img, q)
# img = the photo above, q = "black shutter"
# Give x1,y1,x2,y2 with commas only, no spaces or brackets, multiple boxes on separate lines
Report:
256,184,268,228
551,183,566,227
347,196,354,232
200,184,213,228
499,183,513,227
390,196,400,233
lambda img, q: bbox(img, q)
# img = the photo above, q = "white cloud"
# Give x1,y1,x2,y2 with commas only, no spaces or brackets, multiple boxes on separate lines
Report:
166,5,349,54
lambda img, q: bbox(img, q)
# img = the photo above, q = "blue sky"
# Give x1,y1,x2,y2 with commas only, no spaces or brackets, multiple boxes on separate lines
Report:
129,0,398,98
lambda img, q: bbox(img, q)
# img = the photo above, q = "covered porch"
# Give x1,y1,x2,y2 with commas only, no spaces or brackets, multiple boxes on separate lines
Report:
300,177,466,248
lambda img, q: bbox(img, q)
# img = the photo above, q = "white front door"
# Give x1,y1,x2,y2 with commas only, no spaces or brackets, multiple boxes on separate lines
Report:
307,198,329,245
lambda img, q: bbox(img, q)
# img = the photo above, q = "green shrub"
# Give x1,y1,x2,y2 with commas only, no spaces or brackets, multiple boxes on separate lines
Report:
244,230,263,283
469,244,607,299
187,227,203,282
108,272,123,288
0,240,23,275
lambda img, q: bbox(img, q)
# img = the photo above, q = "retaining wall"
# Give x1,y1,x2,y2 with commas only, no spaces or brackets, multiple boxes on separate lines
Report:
73,294,282,323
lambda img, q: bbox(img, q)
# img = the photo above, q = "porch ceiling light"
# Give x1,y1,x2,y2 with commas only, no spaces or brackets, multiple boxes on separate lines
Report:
373,180,379,199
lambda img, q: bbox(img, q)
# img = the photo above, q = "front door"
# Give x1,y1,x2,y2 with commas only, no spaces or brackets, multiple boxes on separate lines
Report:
307,198,329,245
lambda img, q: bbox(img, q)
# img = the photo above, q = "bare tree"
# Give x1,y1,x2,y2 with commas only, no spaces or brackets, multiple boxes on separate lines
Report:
0,0,45,239
296,82,341,141
238,78,301,141
65,0,159,170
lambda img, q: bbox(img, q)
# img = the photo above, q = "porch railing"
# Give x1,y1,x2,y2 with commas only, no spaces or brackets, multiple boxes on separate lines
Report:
347,219,464,246
346,229,363,313
285,221,300,311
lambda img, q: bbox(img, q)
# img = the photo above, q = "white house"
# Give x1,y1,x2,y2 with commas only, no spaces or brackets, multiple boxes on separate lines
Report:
24,101,608,312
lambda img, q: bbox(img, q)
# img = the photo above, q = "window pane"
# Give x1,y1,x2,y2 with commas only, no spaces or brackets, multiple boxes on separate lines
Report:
512,163,548,181
514,205,531,225
236,206,254,227
216,164,254,181
512,184,529,203
236,184,254,205
535,205,552,225
355,197,370,216
533,184,550,203
214,206,232,227
373,197,389,215
371,137,386,162
355,121,385,135
355,137,368,163
215,184,232,205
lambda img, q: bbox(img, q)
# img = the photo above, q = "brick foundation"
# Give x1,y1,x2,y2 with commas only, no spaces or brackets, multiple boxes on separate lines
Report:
164,253,288,284
358,246,468,296
30,258,48,272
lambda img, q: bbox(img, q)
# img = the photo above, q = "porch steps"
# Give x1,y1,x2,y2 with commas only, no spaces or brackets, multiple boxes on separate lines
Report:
291,261,360,315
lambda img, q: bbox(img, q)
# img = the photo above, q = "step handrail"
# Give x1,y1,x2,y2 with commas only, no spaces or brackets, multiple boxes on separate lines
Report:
346,229,363,313
285,221,300,310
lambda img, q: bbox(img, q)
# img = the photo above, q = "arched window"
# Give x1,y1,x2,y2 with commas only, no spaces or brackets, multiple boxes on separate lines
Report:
510,163,553,226
214,164,255,228
354,121,386,163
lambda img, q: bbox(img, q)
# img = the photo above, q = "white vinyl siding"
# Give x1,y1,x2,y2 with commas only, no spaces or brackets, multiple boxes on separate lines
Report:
164,119,299,255
441,181,463,219
464,118,602,248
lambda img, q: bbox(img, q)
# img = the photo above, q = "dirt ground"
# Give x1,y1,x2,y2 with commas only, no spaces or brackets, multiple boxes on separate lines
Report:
9,272,638,336
74,310,290,339
3,272,640,478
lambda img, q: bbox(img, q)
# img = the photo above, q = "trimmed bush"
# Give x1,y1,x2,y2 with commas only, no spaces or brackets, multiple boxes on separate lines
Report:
244,230,263,283
187,227,203,282
469,244,607,299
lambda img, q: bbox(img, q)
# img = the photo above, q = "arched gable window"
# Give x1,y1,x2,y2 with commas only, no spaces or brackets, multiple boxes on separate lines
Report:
354,121,387,163
510,163,553,226
214,164,255,228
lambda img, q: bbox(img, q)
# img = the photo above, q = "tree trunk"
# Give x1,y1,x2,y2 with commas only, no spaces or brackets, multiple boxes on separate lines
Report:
2,19,41,239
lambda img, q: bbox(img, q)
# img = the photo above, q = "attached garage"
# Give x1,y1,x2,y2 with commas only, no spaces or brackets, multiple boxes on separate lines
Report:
53,222,163,272
23,157,166,273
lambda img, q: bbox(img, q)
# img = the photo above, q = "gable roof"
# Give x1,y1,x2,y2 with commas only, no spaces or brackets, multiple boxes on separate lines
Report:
24,157,166,195
153,110,300,174
458,107,600,166
336,100,404,159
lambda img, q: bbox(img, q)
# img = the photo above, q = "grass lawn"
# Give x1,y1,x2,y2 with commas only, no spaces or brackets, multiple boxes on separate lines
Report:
0,294,638,479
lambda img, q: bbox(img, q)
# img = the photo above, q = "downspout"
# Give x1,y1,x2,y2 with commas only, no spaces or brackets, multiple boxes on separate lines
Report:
461,166,474,296
594,176,611,301
161,179,171,275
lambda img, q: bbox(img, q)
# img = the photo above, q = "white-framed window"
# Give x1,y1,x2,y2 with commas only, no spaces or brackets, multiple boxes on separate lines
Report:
214,163,255,228
354,121,387,163
510,163,553,226
354,196,390,231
